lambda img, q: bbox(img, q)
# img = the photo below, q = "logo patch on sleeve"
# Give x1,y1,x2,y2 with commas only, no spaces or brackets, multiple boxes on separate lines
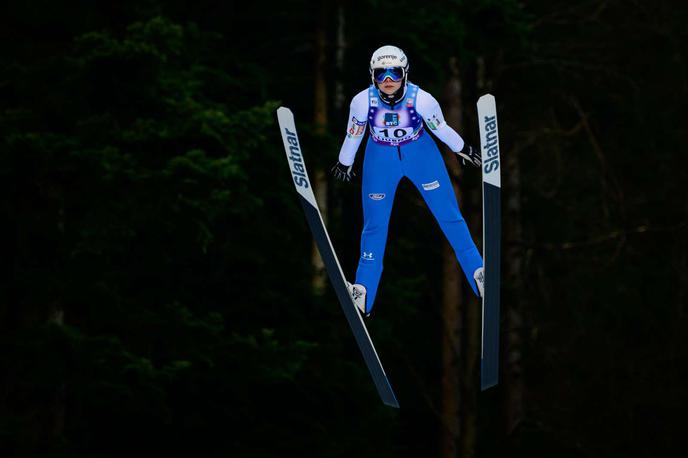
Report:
426,114,444,130
348,116,367,136
368,193,386,200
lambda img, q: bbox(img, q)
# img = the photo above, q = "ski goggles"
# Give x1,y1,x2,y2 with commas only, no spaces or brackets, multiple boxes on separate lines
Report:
372,66,405,83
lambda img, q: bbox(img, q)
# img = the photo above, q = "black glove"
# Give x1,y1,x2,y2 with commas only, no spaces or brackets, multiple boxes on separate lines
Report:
457,144,481,167
331,161,355,181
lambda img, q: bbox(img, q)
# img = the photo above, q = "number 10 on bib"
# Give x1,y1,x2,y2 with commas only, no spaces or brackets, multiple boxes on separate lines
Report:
477,94,501,391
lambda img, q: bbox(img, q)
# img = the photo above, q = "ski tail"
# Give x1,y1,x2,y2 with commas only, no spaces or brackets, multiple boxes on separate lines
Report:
477,94,501,391
276,107,399,408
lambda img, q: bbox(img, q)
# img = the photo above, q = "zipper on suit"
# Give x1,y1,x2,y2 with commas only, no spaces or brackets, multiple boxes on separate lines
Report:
397,145,402,160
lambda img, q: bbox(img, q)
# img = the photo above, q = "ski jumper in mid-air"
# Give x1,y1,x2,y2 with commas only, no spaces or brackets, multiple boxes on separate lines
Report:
331,45,485,317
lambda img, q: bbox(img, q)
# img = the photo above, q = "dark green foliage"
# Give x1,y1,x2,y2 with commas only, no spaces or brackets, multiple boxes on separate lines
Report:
1,13,355,457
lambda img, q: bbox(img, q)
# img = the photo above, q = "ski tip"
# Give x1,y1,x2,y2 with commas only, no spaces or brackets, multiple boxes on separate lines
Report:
477,94,495,106
276,106,294,125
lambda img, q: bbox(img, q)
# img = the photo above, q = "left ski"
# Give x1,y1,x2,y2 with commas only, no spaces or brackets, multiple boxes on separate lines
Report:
276,106,399,408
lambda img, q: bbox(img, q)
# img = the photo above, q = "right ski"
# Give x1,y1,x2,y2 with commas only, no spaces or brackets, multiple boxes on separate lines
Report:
477,94,502,391
276,106,399,408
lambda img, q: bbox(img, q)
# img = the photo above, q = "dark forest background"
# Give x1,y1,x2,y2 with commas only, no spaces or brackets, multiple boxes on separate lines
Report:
1,1,686,457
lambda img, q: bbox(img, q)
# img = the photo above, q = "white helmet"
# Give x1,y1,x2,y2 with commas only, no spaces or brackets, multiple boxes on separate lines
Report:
369,45,409,73
369,45,409,105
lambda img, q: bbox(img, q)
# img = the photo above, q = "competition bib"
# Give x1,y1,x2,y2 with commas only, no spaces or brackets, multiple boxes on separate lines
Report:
368,83,424,146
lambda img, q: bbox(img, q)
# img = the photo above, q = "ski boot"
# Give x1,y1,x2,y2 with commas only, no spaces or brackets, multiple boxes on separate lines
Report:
346,282,369,317
473,267,485,298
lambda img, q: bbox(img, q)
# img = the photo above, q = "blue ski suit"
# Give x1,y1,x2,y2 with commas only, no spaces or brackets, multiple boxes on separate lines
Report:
338,82,483,314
